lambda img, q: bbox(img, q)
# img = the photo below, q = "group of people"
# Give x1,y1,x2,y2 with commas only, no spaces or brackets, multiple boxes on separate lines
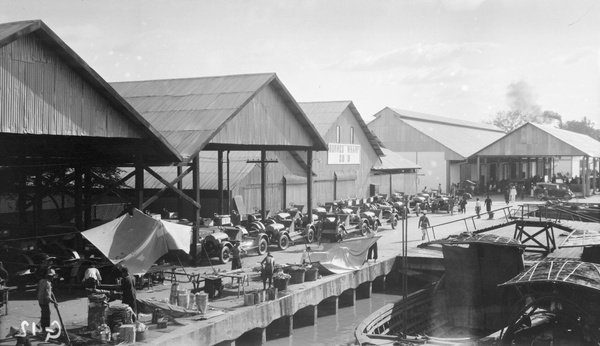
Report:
36,264,138,336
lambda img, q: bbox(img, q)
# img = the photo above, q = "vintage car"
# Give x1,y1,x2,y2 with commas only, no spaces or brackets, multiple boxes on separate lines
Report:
533,182,574,200
430,195,451,213
264,208,314,250
197,226,269,264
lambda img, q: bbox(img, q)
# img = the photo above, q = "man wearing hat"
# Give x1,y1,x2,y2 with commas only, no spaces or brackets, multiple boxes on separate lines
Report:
418,211,431,241
37,268,57,332
231,240,246,271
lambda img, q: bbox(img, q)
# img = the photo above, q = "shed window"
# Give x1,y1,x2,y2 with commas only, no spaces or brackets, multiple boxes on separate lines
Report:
336,126,340,143
350,127,355,144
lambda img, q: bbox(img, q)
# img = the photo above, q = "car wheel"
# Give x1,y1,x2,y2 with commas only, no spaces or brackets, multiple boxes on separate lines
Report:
360,223,369,236
306,228,315,243
535,192,544,199
373,222,379,232
391,216,397,229
278,235,289,250
257,238,268,255
219,247,231,264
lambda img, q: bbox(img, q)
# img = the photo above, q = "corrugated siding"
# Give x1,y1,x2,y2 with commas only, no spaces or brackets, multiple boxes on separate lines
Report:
210,83,313,147
476,123,600,157
0,35,144,138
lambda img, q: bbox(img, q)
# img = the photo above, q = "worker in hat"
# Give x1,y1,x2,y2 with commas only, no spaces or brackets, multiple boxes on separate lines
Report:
231,240,246,271
418,211,431,241
37,268,57,332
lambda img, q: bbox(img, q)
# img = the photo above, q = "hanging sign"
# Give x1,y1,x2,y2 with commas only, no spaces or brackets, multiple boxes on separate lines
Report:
327,143,361,165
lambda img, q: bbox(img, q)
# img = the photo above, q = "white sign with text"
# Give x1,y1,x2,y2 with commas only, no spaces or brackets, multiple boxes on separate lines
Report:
327,143,361,165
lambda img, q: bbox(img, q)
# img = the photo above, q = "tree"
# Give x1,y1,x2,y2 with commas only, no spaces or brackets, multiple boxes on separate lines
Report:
487,109,559,133
486,79,562,133
559,117,600,141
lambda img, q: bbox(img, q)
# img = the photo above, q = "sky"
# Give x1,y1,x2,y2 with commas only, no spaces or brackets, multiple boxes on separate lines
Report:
1,0,599,127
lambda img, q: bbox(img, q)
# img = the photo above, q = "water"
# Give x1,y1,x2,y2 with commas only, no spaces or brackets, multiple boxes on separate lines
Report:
265,290,402,346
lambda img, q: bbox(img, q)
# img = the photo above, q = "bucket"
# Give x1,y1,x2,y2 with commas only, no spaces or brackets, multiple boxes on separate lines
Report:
170,283,179,305
267,287,278,300
119,324,136,344
253,290,265,304
305,268,318,282
136,330,147,341
244,293,255,306
274,278,289,291
195,292,208,313
178,293,190,309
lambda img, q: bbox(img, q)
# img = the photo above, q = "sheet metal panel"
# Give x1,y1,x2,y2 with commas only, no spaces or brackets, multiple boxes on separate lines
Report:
0,34,145,139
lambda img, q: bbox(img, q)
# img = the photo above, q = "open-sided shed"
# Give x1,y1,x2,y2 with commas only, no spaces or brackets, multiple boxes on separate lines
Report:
0,20,181,237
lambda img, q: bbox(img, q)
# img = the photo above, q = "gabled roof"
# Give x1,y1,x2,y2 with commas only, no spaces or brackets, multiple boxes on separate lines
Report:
381,108,505,158
372,147,420,173
299,101,384,156
471,122,600,158
0,20,182,164
112,73,327,162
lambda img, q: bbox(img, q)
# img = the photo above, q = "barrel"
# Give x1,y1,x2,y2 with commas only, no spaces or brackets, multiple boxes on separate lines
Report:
289,267,306,284
119,324,136,344
195,292,208,313
170,282,179,305
87,304,107,330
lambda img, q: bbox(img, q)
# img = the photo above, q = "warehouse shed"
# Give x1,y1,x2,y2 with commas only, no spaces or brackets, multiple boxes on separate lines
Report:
367,107,504,194
471,122,600,196
0,20,181,239
112,74,328,221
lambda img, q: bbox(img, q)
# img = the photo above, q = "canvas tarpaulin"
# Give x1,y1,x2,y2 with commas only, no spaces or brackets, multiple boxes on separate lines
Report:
82,208,191,275
310,235,380,274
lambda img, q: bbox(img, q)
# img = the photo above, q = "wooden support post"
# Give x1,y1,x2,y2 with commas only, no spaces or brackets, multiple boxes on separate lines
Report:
293,305,317,328
307,150,313,228
356,281,372,299
318,296,338,317
192,155,201,267
218,150,224,214
339,288,355,308
261,150,266,221
135,150,144,210
177,165,183,218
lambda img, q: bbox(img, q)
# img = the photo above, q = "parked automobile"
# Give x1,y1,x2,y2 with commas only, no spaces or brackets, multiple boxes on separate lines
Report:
264,208,314,250
533,182,574,200
197,225,269,264
430,195,451,213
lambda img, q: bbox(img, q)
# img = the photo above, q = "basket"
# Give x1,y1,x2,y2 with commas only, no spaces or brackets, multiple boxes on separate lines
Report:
136,330,147,341
289,267,306,284
305,268,318,282
274,278,289,291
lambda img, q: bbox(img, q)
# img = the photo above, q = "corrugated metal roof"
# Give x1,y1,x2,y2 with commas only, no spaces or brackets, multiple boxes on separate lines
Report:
373,147,421,172
500,260,600,293
299,101,384,156
533,123,600,157
122,151,268,190
386,107,503,132
402,118,505,158
112,74,327,161
0,20,182,164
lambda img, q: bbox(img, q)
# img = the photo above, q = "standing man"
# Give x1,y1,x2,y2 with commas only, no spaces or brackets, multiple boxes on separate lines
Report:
448,197,455,215
37,268,57,333
418,211,430,241
261,252,275,290
484,195,493,218
475,198,482,219
231,241,246,271
120,266,137,320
